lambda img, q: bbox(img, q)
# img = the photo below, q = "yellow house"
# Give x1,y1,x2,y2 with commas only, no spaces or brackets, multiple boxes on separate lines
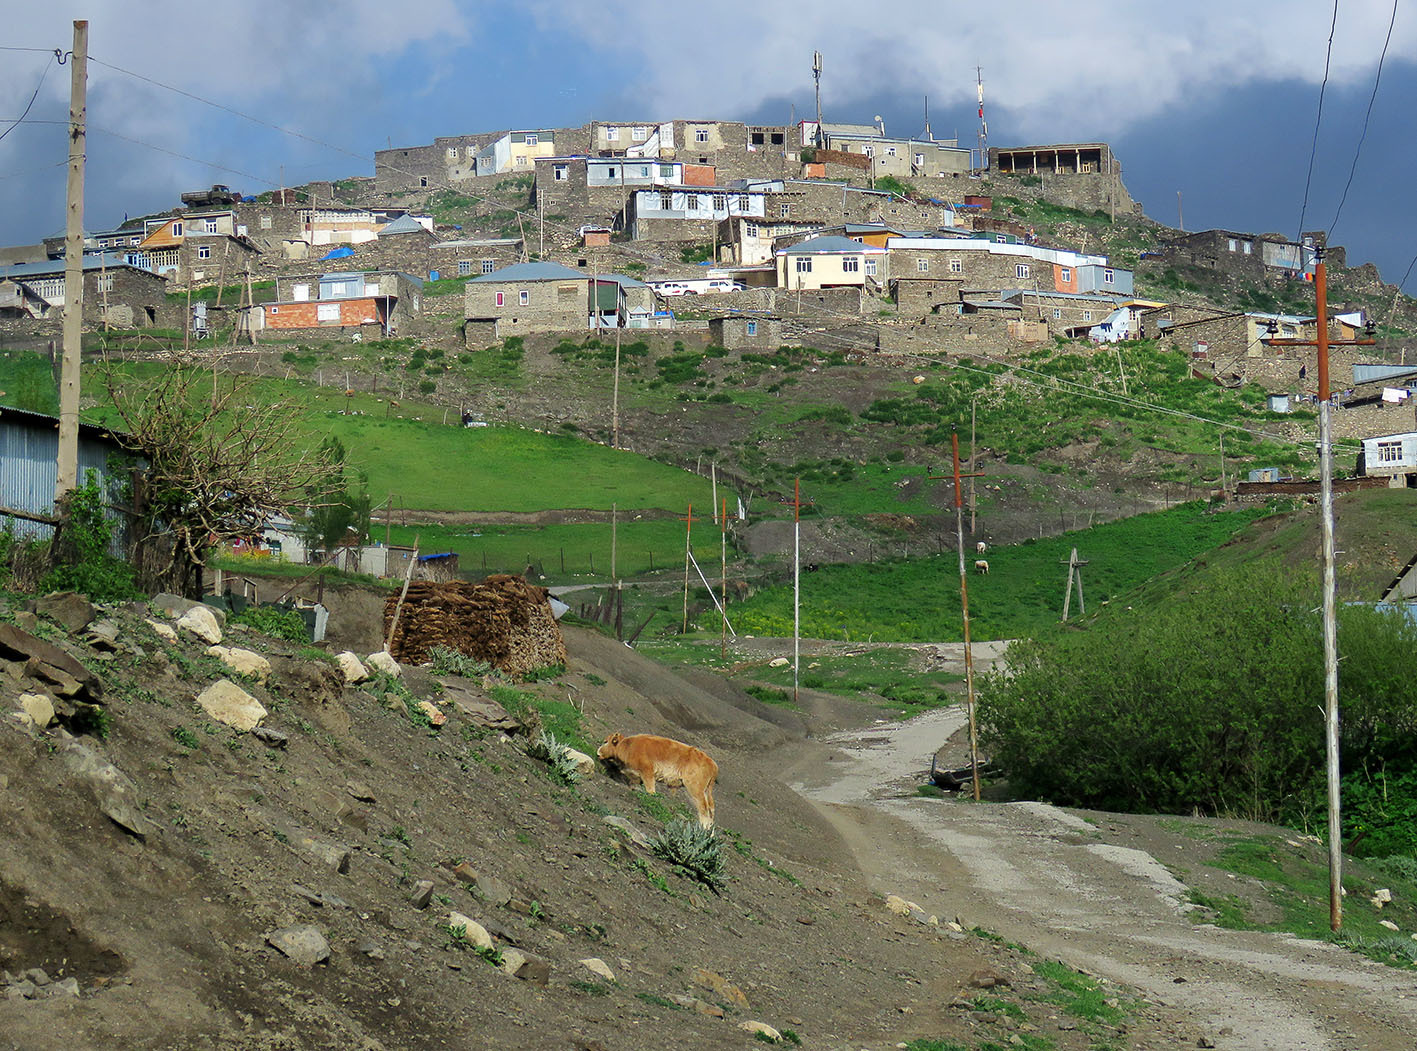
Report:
776,235,888,290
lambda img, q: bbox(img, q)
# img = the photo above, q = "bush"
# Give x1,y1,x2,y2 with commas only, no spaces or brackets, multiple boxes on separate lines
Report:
526,730,582,784
39,472,140,602
979,563,1417,833
428,645,491,678
228,604,309,642
651,818,725,892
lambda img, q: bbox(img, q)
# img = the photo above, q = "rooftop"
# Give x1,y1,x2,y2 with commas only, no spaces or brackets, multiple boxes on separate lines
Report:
468,261,587,283
778,235,887,256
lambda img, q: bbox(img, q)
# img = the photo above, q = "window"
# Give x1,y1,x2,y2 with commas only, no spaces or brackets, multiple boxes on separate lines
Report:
524,133,538,145
745,223,759,238
1060,267,1071,282
495,291,505,306
606,166,617,179
130,235,141,245
686,195,699,212
1083,310,1092,322
1052,308,1062,320
842,257,860,273
886,146,896,157
863,145,874,158
1377,441,1403,463
639,166,650,177
751,132,765,145
660,164,674,177
779,203,790,218
865,259,877,276
738,195,749,210
915,152,924,166
203,219,217,233
606,126,619,141
632,126,647,141
1016,263,1030,279
419,177,427,187
292,284,309,301
481,259,494,274
554,164,569,181
317,302,341,322
445,147,457,160
197,245,211,260
918,258,930,273
516,156,528,166
97,273,113,293
1242,241,1252,255
172,221,183,236
995,234,1007,243
746,320,757,335
518,290,529,306
259,216,272,230
695,127,709,143
948,258,962,274
795,257,812,273
660,192,674,210
712,194,727,211
1228,238,1238,252
1103,268,1114,284
328,281,348,297
457,260,473,275
268,306,278,314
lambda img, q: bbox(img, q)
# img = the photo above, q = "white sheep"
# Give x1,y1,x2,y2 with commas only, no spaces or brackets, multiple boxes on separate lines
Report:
976,541,988,554
974,559,989,575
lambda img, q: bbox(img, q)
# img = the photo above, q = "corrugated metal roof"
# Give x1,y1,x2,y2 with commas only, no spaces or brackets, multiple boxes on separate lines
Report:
468,261,587,282
0,253,148,279
378,214,427,236
778,235,886,255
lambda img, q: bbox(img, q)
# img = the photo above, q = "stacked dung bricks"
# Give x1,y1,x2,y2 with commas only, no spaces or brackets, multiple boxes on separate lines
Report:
383,575,567,675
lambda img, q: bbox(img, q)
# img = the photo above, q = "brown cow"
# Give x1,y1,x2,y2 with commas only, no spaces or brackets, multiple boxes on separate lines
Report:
597,732,719,828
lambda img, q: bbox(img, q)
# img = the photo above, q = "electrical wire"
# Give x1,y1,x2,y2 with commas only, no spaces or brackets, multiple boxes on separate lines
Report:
1298,0,1341,242
0,51,59,145
1328,0,1400,237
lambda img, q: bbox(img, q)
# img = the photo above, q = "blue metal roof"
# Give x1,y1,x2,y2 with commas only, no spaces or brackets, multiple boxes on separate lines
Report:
0,252,149,279
778,235,885,255
468,261,587,282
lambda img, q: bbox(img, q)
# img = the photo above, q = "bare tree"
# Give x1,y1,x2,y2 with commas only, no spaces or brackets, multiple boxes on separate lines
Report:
103,353,342,597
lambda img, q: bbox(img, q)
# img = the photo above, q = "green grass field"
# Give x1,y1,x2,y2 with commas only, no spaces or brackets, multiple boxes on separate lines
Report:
725,502,1270,642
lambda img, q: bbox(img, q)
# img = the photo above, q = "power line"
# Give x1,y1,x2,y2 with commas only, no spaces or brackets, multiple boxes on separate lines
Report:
1297,0,1341,242
0,51,60,145
1328,0,1400,237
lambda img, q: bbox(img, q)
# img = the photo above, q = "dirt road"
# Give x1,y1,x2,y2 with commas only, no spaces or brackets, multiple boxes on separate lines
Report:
787,703,1417,1050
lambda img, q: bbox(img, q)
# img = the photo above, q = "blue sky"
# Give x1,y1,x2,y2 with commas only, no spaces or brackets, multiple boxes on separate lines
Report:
3,1,1415,293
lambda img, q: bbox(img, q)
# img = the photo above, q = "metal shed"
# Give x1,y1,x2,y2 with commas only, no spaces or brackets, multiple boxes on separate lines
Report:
0,405,130,540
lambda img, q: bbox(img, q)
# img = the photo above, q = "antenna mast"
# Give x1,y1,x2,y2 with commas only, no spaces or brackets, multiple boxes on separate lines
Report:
812,51,824,147
976,67,987,170
923,94,931,141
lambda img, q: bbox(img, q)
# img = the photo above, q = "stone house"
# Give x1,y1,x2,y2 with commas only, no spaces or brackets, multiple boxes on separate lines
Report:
464,261,588,342
428,239,524,279
777,236,888,291
0,254,167,328
885,237,1131,299
708,314,782,350
374,131,517,191
628,187,770,242
1157,229,1341,280
814,129,970,179
127,216,261,287
986,143,1135,214
0,279,55,319
1000,289,1133,337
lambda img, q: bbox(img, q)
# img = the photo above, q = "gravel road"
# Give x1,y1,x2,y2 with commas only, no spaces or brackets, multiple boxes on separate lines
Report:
788,703,1417,1050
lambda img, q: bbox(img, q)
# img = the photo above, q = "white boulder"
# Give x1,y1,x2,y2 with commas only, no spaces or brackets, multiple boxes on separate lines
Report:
206,645,271,685
366,651,401,678
336,651,369,684
176,605,223,644
195,679,267,732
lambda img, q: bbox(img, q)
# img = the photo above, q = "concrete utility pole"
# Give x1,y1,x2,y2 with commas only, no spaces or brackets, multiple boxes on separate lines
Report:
1263,248,1376,932
55,19,88,502
812,51,824,148
976,67,986,170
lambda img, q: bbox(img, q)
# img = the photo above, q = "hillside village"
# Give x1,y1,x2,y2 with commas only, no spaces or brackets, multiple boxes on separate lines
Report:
3,115,1417,477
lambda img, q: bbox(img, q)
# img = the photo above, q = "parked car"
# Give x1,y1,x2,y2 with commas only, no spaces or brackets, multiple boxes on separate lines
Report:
704,279,747,294
654,282,697,297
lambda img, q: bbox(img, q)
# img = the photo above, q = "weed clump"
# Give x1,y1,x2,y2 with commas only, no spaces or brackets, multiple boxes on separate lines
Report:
526,730,583,785
651,818,726,893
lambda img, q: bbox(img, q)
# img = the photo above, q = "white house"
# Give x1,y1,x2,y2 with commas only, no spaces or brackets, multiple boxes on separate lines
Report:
1359,431,1417,486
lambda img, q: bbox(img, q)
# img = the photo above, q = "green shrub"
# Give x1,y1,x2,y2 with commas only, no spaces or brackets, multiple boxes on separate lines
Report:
650,818,725,892
39,472,140,603
428,646,492,678
229,604,309,642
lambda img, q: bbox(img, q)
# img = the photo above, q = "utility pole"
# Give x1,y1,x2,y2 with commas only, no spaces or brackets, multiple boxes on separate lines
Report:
1060,547,1088,621
55,19,88,502
931,437,986,801
680,504,695,634
1177,190,1184,232
812,51,824,148
1263,248,1376,932
1219,431,1227,496
720,497,729,660
612,322,622,449
969,393,979,535
790,479,804,704
976,67,987,170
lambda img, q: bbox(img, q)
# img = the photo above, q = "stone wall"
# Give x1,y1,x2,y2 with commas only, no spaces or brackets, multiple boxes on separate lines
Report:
888,246,1056,298
464,277,587,336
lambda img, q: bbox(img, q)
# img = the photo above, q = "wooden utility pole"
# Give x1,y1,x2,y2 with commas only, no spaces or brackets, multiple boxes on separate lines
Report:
1060,547,1088,621
1218,431,1227,496
791,478,803,704
1263,249,1376,932
720,497,729,660
244,265,257,345
969,394,979,535
55,19,88,502
612,322,622,448
99,252,109,334
680,504,695,634
931,435,986,800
